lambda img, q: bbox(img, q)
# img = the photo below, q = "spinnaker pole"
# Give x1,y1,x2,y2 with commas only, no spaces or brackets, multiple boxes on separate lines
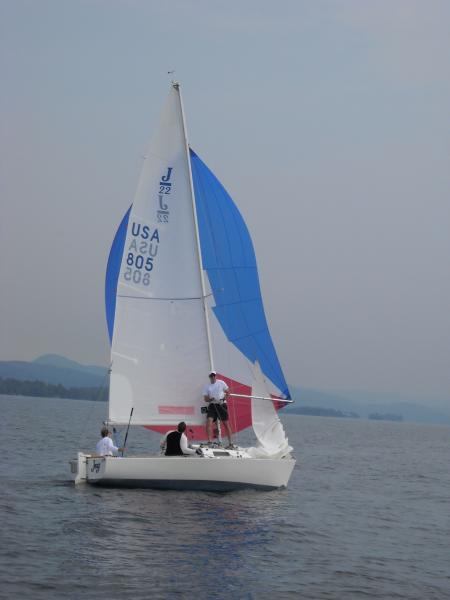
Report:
229,393,294,403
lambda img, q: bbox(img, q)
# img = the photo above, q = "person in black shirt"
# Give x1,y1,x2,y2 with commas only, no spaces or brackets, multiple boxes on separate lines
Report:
160,422,197,456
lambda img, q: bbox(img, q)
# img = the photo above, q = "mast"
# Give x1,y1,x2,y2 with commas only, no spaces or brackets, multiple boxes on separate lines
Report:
174,82,215,371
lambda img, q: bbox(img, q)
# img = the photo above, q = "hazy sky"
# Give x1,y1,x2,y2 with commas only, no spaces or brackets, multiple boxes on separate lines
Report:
1,0,449,399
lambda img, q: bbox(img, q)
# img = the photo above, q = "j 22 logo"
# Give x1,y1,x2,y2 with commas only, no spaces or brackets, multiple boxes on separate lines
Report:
90,461,101,474
157,167,172,223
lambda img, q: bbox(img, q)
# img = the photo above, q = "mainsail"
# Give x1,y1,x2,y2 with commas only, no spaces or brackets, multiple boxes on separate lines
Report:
105,84,290,440
106,86,210,427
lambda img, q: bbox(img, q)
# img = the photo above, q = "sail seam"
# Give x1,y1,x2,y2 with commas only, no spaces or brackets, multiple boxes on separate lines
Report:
117,294,209,301
228,327,268,343
213,297,262,308
205,266,257,271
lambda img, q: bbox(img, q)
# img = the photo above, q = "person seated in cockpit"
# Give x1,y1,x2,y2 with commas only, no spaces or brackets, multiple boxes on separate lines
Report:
160,422,197,456
95,427,126,456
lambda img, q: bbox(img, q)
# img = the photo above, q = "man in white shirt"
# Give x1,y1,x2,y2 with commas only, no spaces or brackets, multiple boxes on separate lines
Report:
95,427,125,456
160,422,197,456
203,371,234,448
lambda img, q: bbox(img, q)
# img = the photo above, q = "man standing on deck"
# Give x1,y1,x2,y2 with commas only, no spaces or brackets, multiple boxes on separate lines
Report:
203,371,235,448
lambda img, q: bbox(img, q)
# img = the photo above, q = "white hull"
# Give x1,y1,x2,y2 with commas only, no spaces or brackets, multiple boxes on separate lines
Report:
71,452,295,491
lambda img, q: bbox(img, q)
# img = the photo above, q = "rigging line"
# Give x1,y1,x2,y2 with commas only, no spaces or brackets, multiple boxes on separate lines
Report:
230,383,239,448
211,402,222,445
117,293,214,301
211,296,263,308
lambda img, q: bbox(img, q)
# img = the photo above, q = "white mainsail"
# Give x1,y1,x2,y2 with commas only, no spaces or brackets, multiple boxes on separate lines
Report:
109,86,210,425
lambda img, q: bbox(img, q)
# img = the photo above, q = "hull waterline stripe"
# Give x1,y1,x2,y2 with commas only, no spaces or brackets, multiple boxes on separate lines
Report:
87,478,282,491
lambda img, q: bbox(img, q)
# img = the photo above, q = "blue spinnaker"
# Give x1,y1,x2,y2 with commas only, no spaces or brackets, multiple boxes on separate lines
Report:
190,149,290,399
105,207,131,343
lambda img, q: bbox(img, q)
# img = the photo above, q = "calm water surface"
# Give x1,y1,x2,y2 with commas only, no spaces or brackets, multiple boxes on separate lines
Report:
0,395,449,599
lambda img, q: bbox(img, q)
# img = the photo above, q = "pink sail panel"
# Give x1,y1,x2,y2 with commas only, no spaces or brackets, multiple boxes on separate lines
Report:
218,373,252,435
145,374,252,441
158,406,195,415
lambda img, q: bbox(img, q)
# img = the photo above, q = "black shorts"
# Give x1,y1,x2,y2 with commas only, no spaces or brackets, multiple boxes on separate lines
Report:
207,402,229,421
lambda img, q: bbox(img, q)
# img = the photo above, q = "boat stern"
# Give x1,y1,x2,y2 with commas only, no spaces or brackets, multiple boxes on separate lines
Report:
70,452,92,484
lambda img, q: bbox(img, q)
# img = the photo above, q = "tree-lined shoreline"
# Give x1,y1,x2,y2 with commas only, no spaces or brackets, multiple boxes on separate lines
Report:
0,377,107,402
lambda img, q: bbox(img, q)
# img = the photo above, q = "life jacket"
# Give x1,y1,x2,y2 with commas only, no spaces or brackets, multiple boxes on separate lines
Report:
165,430,184,456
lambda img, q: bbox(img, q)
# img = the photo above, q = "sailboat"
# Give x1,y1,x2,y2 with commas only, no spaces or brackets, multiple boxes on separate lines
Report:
71,83,295,490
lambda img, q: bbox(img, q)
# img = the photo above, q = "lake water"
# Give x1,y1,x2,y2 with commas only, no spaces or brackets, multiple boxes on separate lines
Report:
1,394,449,599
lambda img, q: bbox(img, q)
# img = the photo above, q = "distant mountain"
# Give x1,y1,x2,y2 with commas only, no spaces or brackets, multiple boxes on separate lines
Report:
368,413,403,422
337,389,450,412
286,387,368,416
287,406,360,418
33,354,107,378
286,386,450,425
0,377,107,401
0,355,108,388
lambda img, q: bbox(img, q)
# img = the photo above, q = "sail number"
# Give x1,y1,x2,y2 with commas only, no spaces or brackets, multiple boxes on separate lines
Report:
123,224,160,287
124,254,152,285
126,253,153,270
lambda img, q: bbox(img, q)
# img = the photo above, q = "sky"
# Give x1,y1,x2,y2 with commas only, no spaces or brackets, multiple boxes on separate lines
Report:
1,0,449,399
